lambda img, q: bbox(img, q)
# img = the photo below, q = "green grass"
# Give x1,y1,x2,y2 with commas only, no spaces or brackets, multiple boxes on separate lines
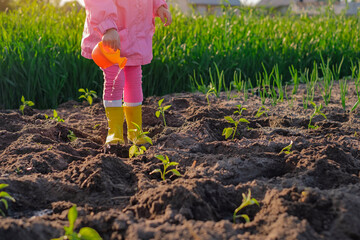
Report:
1,2,360,109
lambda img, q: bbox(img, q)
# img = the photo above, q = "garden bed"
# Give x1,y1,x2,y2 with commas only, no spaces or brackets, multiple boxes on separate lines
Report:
1,83,360,239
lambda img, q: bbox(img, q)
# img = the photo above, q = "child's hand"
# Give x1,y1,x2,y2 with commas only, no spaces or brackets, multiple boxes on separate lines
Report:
157,6,172,26
102,28,121,50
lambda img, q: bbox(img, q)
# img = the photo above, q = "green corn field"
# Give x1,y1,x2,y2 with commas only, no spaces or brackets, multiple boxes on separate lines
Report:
0,1,359,109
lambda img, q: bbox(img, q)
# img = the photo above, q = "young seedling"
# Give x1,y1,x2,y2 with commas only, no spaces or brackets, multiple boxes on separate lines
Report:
279,140,293,155
155,98,171,127
150,155,181,181
319,57,334,106
0,184,15,216
351,98,360,113
206,83,217,107
223,105,250,140
52,204,102,240
308,102,327,129
339,79,348,111
19,96,35,115
45,110,65,122
128,122,152,158
67,130,77,142
233,189,260,223
78,88,97,106
255,105,269,118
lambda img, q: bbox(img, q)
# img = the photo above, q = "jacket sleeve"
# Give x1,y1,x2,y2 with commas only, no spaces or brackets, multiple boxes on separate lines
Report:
153,0,168,17
83,0,118,35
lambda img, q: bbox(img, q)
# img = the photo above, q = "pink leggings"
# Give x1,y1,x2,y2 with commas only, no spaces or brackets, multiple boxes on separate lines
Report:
102,65,143,104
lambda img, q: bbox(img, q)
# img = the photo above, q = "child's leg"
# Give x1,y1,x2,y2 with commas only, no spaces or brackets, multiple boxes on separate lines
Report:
123,66,143,106
102,65,125,107
122,66,147,144
102,65,125,144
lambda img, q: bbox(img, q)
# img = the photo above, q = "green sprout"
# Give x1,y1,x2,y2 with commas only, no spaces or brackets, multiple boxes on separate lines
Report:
233,189,260,223
19,95,35,115
150,155,181,181
308,102,327,129
129,122,152,158
52,204,102,240
67,130,77,142
206,83,217,107
351,97,360,113
223,105,250,140
339,79,348,111
279,140,293,155
45,110,65,122
78,88,97,106
254,105,269,118
0,183,16,216
155,98,171,127
93,124,100,130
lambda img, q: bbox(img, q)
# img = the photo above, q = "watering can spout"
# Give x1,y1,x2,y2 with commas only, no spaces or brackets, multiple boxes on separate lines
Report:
91,41,127,69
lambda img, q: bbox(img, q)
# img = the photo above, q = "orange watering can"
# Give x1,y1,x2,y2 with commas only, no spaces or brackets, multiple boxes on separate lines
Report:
91,41,127,69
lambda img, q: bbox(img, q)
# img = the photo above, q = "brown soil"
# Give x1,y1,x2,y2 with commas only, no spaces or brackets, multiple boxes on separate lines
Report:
1,82,360,240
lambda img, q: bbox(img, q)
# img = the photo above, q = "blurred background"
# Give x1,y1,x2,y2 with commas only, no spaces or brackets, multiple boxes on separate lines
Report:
0,0,359,109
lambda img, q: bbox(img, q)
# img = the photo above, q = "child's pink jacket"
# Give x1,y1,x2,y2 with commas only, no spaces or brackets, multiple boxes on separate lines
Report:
81,0,168,66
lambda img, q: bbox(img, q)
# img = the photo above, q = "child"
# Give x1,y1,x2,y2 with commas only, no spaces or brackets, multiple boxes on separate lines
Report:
81,0,172,145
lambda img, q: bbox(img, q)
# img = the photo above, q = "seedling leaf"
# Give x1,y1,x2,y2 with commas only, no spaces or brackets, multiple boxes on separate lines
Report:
223,128,233,139
155,111,160,118
240,214,250,223
144,136,152,145
1,198,8,209
239,118,250,123
169,169,181,176
129,145,137,158
163,105,172,111
224,116,234,123
67,205,78,233
78,227,103,240
351,99,360,112
150,169,162,175
0,184,9,190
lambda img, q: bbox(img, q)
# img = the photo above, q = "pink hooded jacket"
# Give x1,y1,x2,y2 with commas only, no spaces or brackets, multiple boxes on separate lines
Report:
81,0,168,66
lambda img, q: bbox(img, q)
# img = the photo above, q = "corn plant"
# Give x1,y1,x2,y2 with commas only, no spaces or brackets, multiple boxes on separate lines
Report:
155,98,171,127
129,122,152,158
189,71,208,94
231,71,244,92
279,141,293,155
273,64,284,103
353,61,360,98
289,65,300,95
223,105,250,140
150,155,181,181
0,183,15,216
339,79,348,111
78,88,97,106
67,130,77,142
233,189,260,223
302,64,318,110
45,110,65,122
52,205,102,240
19,96,35,115
319,57,334,106
351,98,360,113
308,102,327,129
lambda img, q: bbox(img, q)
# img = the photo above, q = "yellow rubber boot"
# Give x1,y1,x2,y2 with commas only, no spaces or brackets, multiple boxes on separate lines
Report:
124,105,148,145
105,107,125,145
